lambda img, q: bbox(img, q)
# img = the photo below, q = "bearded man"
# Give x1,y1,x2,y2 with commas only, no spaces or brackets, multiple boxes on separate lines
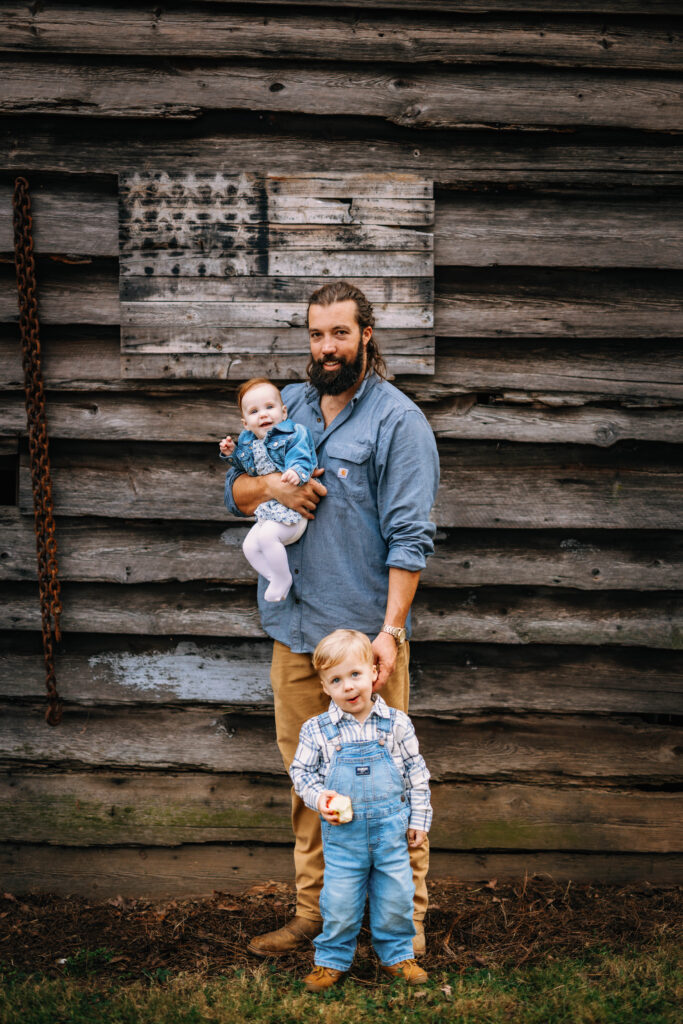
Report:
223,280,440,955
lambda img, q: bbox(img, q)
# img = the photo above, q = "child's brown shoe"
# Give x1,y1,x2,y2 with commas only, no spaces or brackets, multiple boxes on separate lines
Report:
381,959,429,985
304,965,346,992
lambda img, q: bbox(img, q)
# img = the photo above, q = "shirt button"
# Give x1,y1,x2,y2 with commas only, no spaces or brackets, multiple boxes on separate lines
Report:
294,569,299,574
401,795,406,802
295,598,301,604
317,417,321,423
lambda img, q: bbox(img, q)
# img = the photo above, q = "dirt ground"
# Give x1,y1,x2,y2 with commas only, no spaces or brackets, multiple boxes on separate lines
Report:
2,877,681,981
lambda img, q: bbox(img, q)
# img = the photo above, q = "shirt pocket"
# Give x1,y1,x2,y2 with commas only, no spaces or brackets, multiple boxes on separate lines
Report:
324,440,374,502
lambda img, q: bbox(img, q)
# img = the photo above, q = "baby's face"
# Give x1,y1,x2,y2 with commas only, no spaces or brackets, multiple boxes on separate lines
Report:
240,382,286,438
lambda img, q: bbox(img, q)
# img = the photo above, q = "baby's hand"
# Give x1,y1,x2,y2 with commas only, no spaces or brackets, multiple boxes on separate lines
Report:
280,468,302,486
219,435,235,457
317,790,343,825
408,828,427,849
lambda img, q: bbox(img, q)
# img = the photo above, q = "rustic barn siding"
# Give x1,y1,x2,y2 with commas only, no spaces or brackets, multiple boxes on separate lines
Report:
1,0,682,896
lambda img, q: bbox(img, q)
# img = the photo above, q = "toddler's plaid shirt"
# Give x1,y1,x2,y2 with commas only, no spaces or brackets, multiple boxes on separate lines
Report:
289,694,432,832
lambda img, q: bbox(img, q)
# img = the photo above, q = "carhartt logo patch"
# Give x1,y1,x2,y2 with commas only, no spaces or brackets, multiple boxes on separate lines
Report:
338,467,349,479
356,766,370,775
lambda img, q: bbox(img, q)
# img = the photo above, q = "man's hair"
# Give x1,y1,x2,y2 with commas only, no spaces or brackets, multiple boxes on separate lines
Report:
306,280,388,380
312,628,374,675
236,377,281,412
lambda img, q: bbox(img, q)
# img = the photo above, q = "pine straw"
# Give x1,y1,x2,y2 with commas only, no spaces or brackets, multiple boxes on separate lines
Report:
1,877,681,982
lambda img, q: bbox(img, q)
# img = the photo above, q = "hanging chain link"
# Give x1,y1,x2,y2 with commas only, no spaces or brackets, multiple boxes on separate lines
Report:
13,176,63,726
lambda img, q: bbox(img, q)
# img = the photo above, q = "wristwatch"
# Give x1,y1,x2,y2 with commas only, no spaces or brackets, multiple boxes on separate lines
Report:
381,624,407,646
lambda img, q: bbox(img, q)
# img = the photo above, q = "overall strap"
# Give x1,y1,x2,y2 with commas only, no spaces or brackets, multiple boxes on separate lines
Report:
318,712,343,750
376,709,394,745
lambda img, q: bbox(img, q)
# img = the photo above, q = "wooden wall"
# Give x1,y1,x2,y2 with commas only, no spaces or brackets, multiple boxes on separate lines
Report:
1,0,682,897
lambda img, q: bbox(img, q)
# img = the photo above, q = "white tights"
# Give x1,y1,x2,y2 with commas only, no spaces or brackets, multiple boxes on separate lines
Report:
242,519,303,602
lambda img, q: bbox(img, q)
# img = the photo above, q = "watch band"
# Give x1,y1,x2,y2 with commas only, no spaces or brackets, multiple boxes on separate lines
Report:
381,624,407,646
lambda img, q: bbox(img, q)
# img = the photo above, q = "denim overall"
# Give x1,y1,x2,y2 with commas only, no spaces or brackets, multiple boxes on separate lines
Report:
314,709,415,971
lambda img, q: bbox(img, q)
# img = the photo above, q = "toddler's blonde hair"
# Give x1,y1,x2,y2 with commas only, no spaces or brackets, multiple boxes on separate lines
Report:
313,629,374,675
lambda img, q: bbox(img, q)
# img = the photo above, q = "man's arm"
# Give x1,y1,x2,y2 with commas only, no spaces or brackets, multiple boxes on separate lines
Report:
372,408,440,686
372,567,420,689
230,467,327,518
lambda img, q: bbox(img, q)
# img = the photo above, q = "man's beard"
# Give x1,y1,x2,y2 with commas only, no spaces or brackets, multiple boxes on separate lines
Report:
309,339,366,396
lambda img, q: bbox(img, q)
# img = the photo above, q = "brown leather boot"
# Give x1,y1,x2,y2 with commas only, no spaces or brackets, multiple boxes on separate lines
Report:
303,965,346,992
381,959,429,985
248,915,321,956
413,921,426,956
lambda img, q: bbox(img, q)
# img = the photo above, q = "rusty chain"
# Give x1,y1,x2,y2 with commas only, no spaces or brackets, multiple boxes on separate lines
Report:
13,176,63,726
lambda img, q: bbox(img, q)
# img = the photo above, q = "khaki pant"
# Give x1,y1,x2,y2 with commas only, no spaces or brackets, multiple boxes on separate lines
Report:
270,639,429,925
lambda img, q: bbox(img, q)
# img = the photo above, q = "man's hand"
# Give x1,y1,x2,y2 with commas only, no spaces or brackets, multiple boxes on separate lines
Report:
317,790,343,825
233,467,326,517
408,828,427,849
271,466,326,520
371,630,398,691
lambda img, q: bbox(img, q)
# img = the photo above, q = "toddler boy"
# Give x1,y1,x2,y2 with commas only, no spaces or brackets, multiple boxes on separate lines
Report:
289,628,432,992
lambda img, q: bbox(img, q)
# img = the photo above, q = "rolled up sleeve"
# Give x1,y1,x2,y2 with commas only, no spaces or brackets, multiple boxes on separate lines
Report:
223,465,249,518
376,409,440,571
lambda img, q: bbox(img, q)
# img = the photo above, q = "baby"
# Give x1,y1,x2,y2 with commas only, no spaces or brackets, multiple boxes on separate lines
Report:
219,377,317,602
289,629,431,992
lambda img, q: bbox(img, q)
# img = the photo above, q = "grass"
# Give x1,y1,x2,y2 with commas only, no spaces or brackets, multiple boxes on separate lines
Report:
1,945,681,1024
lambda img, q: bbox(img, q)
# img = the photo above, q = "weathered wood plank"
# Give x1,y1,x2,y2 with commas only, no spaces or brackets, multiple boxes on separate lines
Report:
120,302,433,331
435,271,683,337
5,129,683,189
3,510,682,592
3,634,682,714
119,251,433,278
2,6,680,72
3,267,683,337
0,191,433,256
414,589,682,648
1,705,680,782
121,171,433,201
5,843,681,898
120,193,436,225
5,186,683,270
120,350,434,379
3,60,682,131
407,341,683,402
435,195,683,270
1,332,679,400
120,276,433,304
3,772,681,852
211,3,683,14
3,581,681,648
16,440,683,529
1,391,681,446
0,186,118,255
0,269,121,325
121,226,433,256
121,225,433,254
426,399,683,445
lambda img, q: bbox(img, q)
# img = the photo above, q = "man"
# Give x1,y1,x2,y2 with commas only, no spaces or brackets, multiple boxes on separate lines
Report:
223,280,439,955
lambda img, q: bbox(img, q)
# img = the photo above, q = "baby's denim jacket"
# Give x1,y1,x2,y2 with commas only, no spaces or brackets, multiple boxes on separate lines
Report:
222,419,317,483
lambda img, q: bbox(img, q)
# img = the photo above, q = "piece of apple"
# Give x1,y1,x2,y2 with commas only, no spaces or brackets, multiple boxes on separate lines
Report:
327,794,353,823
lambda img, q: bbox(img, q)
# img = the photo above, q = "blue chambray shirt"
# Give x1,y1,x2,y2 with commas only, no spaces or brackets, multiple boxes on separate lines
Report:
223,373,440,653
